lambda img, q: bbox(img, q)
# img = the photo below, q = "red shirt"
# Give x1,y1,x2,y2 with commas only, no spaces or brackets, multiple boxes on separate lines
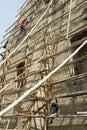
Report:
21,18,27,27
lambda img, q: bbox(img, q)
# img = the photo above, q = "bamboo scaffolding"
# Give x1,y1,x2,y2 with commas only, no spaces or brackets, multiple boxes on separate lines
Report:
0,54,87,95
0,0,54,94
3,5,84,45
0,35,86,79
1,0,85,44
1,61,87,96
59,90,87,98
3,0,47,39
3,102,48,118
4,0,58,38
17,0,31,13
66,0,72,39
5,0,36,33
3,0,62,38
29,1,86,37
33,88,87,101
41,37,87,61
0,0,53,68
1,88,87,107
1,18,84,68
0,17,85,68
1,17,86,66
0,1,87,129
0,54,45,93
9,0,85,39
16,0,39,18
0,40,86,117
1,85,87,106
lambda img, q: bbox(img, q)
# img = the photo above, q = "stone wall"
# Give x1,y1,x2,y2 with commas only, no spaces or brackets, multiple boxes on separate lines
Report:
0,0,87,129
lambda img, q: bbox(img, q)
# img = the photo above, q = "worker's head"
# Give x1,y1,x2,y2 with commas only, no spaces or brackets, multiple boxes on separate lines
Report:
51,103,56,107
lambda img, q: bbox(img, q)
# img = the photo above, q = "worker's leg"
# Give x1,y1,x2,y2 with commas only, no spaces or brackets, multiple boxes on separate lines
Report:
47,113,57,124
21,26,25,32
49,117,53,124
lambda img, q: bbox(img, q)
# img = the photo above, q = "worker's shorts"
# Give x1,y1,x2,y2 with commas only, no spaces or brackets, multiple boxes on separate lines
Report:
47,109,60,118
48,113,57,118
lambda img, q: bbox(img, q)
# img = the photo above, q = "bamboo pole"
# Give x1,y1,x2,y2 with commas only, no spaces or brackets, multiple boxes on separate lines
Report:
17,0,30,13
3,114,87,118
77,111,87,115
66,0,72,39
43,72,87,87
59,90,87,98
0,40,87,117
13,122,22,130
16,0,38,18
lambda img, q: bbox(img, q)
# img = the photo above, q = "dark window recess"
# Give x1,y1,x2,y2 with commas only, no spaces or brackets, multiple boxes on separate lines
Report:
70,30,87,75
17,62,26,88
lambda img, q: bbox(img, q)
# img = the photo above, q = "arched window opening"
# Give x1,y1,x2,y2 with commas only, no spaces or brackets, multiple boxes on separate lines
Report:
17,62,26,88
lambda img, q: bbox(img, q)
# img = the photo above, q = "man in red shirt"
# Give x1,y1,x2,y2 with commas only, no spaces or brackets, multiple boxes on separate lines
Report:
20,18,28,32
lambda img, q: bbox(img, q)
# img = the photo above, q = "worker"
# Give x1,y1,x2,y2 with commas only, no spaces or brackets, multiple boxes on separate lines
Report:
48,102,60,124
20,18,28,32
44,0,50,4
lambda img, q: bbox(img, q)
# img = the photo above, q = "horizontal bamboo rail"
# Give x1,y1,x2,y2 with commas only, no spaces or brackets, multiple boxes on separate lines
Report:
2,114,87,119
43,71,87,87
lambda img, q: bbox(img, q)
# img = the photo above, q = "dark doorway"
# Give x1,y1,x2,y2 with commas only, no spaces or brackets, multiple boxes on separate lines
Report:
17,62,26,88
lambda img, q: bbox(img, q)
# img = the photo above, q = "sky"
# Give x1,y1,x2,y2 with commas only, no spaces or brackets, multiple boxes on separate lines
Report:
0,0,26,57
0,0,26,42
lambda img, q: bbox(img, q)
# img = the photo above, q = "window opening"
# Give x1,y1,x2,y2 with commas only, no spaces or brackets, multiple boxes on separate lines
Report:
70,30,87,74
17,62,26,88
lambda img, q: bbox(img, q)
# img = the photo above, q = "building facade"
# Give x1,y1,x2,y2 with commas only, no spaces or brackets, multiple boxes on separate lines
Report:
0,0,87,130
